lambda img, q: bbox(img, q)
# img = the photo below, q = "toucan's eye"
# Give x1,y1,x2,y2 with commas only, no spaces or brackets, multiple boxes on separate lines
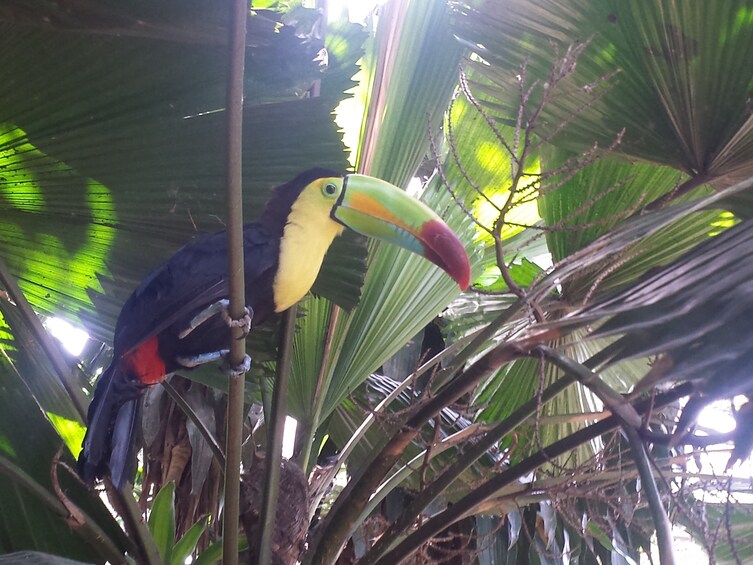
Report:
323,183,338,196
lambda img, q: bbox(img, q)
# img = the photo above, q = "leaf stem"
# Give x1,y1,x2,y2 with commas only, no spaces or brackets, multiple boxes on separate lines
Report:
162,378,226,470
360,372,577,564
253,305,298,565
623,424,676,565
309,333,544,565
537,346,675,563
0,453,127,564
373,383,692,564
296,305,341,473
642,173,709,212
106,482,163,565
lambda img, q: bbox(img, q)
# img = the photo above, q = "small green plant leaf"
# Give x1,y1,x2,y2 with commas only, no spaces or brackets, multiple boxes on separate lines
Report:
148,481,176,564
193,535,248,565
586,520,614,551
170,515,208,565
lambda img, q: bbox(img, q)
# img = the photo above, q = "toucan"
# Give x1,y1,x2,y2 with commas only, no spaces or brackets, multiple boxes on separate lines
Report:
79,168,471,489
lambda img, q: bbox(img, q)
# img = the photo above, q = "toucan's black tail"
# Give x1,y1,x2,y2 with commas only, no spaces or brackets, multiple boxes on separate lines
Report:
78,364,144,490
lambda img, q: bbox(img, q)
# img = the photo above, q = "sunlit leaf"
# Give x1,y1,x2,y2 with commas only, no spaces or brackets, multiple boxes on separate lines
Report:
454,1,753,186
0,6,351,346
45,413,86,457
290,0,475,461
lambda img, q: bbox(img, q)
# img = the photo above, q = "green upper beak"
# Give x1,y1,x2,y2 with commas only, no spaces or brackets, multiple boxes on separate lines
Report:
332,174,471,290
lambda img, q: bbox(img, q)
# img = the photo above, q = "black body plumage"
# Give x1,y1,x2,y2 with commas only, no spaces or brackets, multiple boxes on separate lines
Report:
79,168,339,489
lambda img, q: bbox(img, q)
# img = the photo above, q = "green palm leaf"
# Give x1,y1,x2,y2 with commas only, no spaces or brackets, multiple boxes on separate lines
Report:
454,0,753,185
0,306,126,560
289,0,476,465
0,4,357,345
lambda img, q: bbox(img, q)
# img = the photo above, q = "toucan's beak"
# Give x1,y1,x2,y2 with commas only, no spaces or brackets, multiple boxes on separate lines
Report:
333,174,470,290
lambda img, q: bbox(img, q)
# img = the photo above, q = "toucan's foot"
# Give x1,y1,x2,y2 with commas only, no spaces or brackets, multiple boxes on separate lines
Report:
222,306,254,338
175,350,252,376
176,350,227,368
179,299,254,339
179,300,230,340
223,353,252,377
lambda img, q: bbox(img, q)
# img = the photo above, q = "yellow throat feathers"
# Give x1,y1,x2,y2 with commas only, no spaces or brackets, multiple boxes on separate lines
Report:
273,180,345,312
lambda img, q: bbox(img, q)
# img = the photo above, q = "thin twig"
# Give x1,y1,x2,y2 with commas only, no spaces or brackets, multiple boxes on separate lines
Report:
539,344,676,563
581,245,643,307
459,71,515,159
446,91,501,211
428,123,491,235
725,477,743,565
536,345,642,429
306,336,472,524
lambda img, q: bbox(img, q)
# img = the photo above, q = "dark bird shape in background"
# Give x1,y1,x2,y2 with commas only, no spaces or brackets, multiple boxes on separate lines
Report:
562,217,753,464
79,168,471,489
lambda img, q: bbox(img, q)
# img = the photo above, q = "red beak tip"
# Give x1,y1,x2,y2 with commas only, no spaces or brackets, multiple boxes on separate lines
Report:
422,220,471,292
455,259,471,291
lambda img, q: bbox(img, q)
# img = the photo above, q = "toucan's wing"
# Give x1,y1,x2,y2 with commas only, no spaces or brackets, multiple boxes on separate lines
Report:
112,223,279,356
